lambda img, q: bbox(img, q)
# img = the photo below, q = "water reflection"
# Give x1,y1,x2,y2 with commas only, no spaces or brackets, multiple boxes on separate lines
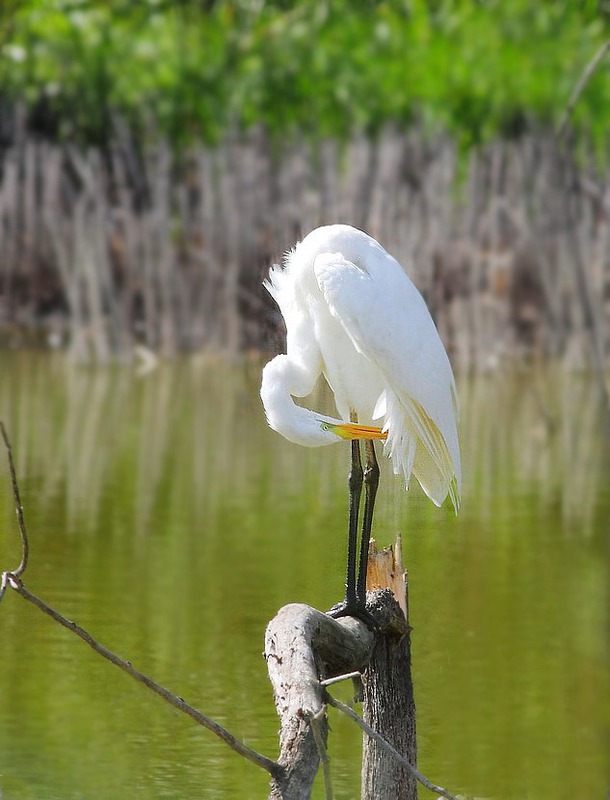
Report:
0,353,608,800
1,355,608,534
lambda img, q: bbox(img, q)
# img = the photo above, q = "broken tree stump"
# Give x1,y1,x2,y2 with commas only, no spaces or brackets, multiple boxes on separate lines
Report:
361,537,416,800
264,538,416,800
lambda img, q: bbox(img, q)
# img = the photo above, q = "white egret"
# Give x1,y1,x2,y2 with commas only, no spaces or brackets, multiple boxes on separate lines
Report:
261,224,461,622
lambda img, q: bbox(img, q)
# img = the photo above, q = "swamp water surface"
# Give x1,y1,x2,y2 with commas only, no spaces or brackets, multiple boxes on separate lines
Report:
0,353,608,800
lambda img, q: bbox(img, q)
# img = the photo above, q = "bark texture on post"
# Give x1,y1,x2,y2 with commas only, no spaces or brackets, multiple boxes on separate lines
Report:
361,539,417,800
362,539,416,800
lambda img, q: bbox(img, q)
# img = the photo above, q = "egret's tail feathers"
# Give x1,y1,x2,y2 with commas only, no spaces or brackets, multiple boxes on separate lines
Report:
382,391,461,513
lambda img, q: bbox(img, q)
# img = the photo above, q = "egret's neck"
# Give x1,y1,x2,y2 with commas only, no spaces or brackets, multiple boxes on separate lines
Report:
260,355,342,447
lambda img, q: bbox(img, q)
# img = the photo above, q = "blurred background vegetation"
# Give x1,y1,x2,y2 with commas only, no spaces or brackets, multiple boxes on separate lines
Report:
0,7,609,799
1,0,610,150
1,1,610,367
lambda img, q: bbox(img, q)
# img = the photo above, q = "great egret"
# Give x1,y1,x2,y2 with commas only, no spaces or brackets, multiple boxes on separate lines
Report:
261,224,461,622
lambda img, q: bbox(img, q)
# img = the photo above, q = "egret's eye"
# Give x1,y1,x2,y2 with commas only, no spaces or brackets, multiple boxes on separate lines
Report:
320,422,331,432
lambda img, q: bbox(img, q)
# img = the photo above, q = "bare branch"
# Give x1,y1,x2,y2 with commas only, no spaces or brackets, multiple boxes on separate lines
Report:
0,421,28,578
319,670,362,687
9,577,280,778
325,693,461,800
557,40,610,140
0,422,280,778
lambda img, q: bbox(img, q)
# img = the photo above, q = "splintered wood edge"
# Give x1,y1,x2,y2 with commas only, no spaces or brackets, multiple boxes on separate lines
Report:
365,535,408,623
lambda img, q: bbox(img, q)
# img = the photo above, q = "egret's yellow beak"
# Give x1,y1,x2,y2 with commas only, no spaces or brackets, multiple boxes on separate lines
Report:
321,421,388,441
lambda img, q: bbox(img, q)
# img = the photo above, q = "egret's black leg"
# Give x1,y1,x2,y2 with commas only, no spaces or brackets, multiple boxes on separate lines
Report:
356,439,380,608
329,415,363,620
345,436,363,610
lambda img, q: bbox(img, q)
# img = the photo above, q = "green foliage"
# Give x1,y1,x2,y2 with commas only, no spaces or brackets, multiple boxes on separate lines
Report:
1,0,610,146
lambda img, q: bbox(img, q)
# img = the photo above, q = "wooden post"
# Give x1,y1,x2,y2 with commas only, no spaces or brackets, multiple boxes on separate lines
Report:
264,538,416,800
361,540,416,800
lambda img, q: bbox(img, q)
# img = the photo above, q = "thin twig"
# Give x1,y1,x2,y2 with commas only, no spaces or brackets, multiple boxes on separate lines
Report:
306,708,333,800
320,670,361,687
0,422,28,577
325,692,461,800
8,577,280,777
0,423,280,779
557,40,610,139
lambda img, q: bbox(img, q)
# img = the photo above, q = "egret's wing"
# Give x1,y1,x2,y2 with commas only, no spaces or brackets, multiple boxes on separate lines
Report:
314,250,461,509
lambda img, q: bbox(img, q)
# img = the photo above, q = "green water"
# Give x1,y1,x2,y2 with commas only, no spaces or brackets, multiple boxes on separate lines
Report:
0,353,608,800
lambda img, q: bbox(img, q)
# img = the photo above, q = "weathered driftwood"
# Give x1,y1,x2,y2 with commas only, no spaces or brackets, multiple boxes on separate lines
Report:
264,604,375,799
264,540,415,800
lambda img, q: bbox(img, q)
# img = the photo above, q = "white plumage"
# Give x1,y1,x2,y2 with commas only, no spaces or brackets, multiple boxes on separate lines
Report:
261,223,461,511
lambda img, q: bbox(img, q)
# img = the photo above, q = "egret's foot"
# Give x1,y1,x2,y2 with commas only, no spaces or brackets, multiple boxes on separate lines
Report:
327,600,379,631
